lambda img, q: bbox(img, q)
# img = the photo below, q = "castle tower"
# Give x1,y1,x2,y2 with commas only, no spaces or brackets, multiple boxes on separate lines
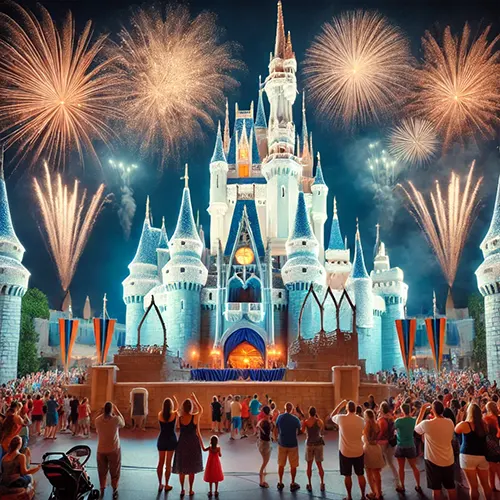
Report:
0,146,30,383
476,176,500,381
310,153,328,263
122,197,161,345
282,191,325,341
325,198,351,289
371,225,408,371
255,76,268,160
208,122,228,254
262,1,301,249
164,165,208,359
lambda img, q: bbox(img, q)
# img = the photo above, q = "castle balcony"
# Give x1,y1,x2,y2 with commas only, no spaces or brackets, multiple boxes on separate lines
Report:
224,302,264,323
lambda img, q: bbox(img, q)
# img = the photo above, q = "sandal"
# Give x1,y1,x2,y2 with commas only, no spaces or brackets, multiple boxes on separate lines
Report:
320,483,325,492
165,486,173,492
158,485,164,493
189,492,194,497
306,484,312,492
207,494,212,498
214,494,219,498
259,483,269,488
395,487,406,494
180,491,185,498
277,483,284,491
290,483,300,492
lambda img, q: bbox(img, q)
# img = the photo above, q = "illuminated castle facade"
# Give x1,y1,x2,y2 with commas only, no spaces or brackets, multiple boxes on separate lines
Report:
476,176,500,381
122,2,409,372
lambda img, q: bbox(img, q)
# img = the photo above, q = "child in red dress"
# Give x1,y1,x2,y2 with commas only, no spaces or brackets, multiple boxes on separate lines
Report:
203,435,224,497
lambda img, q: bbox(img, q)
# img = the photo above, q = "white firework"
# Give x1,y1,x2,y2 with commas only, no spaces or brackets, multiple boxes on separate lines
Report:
389,118,439,166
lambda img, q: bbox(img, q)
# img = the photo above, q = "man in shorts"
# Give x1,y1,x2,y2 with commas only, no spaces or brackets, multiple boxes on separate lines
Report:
331,399,366,500
414,401,456,500
274,402,301,492
224,395,232,432
230,395,242,440
249,394,262,435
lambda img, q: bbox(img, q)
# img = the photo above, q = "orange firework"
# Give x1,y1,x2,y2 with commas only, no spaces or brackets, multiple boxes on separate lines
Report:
34,163,106,292
304,10,412,129
399,162,483,287
111,4,241,163
0,2,120,166
412,25,500,147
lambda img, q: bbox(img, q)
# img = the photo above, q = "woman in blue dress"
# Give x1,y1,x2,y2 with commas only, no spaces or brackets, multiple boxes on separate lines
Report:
44,395,59,440
173,393,204,496
157,396,179,492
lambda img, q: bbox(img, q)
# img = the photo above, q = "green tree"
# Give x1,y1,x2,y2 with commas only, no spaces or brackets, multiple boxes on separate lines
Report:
469,293,487,372
18,288,50,377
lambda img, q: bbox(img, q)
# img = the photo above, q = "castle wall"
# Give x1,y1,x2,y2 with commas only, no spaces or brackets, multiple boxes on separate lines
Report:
287,288,309,342
273,306,288,349
125,301,144,346
485,294,500,381
0,294,22,382
358,314,382,374
200,307,216,363
381,301,405,370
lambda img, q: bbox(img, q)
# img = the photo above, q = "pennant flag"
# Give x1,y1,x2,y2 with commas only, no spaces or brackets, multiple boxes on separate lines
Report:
395,319,417,372
425,317,447,371
93,318,116,364
58,318,79,371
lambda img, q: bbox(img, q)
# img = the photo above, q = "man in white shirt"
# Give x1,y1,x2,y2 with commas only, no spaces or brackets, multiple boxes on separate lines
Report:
414,401,457,500
331,400,366,500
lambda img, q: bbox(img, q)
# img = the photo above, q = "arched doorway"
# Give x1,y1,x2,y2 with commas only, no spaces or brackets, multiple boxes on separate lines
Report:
224,328,265,369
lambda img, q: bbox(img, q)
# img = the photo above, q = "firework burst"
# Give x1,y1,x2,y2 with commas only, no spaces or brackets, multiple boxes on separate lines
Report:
367,141,400,190
412,24,500,147
399,162,483,287
304,10,412,129
34,163,106,292
111,4,241,163
388,118,439,166
0,2,120,166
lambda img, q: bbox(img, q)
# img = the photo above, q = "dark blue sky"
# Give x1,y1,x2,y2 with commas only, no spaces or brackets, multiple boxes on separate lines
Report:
4,0,499,321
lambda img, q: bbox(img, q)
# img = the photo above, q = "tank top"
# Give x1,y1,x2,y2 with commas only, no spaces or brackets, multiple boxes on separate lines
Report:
0,454,21,486
306,420,323,446
159,417,176,438
460,422,487,456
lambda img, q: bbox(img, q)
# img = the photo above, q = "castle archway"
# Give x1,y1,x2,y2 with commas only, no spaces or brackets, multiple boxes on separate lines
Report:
224,328,265,369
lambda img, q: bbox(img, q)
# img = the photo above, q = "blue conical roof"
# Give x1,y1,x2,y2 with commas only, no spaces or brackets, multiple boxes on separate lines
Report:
130,198,158,267
290,191,315,241
210,122,227,164
481,175,500,257
171,187,201,243
328,198,344,250
158,217,169,249
312,153,326,186
255,88,267,129
351,226,369,278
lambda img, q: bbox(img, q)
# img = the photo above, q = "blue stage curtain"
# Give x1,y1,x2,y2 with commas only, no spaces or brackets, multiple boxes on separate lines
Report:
190,368,286,382
223,328,266,363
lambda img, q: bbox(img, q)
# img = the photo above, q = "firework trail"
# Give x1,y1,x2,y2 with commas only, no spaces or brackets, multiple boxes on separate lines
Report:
0,1,120,167
33,163,106,292
110,4,241,163
388,118,439,166
108,159,138,239
399,162,483,288
304,10,412,129
367,141,400,190
412,24,500,148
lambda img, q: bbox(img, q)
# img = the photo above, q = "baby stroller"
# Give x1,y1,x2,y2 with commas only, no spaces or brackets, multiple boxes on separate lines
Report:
42,445,99,500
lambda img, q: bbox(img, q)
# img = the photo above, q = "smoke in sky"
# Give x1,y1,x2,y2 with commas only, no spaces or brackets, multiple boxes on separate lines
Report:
118,185,136,240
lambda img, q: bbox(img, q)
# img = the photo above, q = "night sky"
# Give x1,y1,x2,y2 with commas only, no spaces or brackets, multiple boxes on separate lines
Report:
3,0,499,321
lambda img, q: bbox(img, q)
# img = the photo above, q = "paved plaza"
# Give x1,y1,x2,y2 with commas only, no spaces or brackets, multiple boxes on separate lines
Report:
29,428,476,500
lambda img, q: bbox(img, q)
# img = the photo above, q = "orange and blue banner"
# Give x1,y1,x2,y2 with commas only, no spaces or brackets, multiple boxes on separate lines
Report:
395,319,417,372
58,318,79,372
425,317,447,371
93,318,116,364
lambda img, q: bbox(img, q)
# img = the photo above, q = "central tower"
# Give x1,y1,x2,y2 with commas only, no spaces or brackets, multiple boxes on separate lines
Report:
261,1,302,253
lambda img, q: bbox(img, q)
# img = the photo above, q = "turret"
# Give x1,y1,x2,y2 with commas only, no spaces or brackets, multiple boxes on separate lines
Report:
476,175,500,381
311,152,328,262
255,76,268,160
0,144,30,382
282,191,325,341
325,197,351,289
122,197,161,345
164,165,208,358
237,120,252,177
371,226,408,371
208,122,229,255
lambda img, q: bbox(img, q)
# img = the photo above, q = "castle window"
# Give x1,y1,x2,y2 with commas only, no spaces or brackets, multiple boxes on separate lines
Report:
180,267,185,273
209,292,213,300
130,281,134,286
0,269,4,274
281,186,285,198
302,268,307,273
181,241,186,246
302,241,307,246
278,292,282,298
216,175,219,189
181,300,184,310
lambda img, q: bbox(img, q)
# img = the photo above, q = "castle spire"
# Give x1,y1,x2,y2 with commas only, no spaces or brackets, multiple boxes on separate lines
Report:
0,143,4,180
211,121,227,164
312,152,326,186
255,77,267,129
481,175,500,257
351,220,369,278
302,92,309,155
374,222,381,258
285,30,293,59
327,196,344,250
274,1,286,59
223,98,230,154
182,163,189,188
145,195,151,224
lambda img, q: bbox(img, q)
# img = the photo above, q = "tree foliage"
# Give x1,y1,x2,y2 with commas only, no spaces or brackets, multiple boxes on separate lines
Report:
469,293,487,373
18,288,50,377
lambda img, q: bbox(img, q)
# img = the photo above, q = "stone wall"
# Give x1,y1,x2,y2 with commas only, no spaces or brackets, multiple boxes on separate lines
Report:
485,294,500,381
0,295,22,383
381,302,405,371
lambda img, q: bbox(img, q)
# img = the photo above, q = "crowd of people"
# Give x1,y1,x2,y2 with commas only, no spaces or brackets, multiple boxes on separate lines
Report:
1,367,500,500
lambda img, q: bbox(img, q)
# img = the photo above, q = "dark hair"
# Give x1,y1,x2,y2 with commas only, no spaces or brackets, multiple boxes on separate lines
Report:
8,435,22,453
253,394,258,399
356,405,363,416
401,403,411,416
432,400,444,416
438,394,444,402
210,435,218,450
444,388,449,394
308,406,317,417
104,402,113,416
182,399,193,415
347,401,356,413
380,401,390,415
262,405,270,416
162,398,173,422
212,396,217,403
467,403,486,437
443,408,456,425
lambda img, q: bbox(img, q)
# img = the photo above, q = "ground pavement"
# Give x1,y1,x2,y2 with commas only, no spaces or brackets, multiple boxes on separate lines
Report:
30,429,473,500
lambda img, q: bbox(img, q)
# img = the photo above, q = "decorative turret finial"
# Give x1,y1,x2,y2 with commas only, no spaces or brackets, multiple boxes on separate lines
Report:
274,1,286,58
0,142,4,180
250,100,254,117
356,217,360,237
374,222,382,258
432,290,437,318
317,151,320,162
285,31,293,58
259,74,262,89
161,216,166,229
255,77,267,129
344,236,348,249
145,195,151,223
223,98,230,154
196,209,200,229
182,163,189,188
333,197,338,218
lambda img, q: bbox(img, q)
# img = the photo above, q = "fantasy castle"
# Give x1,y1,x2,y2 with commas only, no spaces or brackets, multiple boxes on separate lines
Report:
122,2,410,373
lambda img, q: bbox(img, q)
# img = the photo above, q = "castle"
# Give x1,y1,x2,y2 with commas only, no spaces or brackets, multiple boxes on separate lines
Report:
122,2,410,373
